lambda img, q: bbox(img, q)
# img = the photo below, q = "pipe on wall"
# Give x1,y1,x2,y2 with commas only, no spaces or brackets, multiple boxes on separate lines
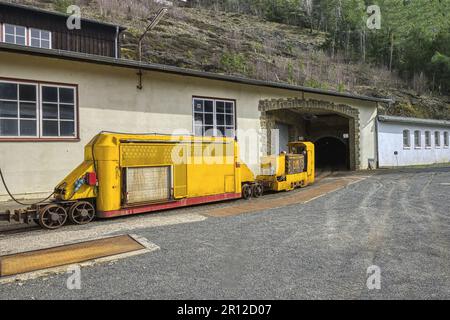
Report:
115,25,119,59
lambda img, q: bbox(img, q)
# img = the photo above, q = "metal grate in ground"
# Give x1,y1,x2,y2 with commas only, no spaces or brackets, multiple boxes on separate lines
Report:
0,235,145,277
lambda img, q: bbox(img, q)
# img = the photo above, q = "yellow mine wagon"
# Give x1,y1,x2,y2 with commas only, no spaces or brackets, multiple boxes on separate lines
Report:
56,133,257,219
1,132,315,230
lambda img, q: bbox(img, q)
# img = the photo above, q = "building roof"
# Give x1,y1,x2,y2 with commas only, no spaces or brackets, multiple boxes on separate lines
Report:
0,1,126,31
0,41,393,104
378,115,450,128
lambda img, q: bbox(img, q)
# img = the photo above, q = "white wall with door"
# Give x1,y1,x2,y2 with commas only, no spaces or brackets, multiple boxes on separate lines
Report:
275,122,290,154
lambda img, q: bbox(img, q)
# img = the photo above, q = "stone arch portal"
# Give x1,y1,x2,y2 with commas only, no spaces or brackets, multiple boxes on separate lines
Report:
259,98,361,170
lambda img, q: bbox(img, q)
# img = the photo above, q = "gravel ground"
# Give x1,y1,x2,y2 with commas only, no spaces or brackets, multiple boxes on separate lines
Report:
0,167,449,300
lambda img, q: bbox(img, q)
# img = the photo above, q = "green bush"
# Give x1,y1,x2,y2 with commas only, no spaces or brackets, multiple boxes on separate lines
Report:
220,52,248,73
53,0,72,13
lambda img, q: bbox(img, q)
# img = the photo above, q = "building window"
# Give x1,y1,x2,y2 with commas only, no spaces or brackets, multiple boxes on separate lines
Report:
3,24,27,46
0,82,37,137
444,132,449,148
435,131,441,148
29,28,51,49
193,98,235,137
425,131,431,148
403,130,410,148
414,130,421,148
0,80,77,140
41,86,76,137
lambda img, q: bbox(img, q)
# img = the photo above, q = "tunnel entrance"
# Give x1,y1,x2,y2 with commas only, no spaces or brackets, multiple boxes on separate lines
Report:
315,137,349,170
259,98,360,171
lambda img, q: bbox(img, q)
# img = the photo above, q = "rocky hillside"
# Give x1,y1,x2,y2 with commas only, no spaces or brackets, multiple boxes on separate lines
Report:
9,0,450,119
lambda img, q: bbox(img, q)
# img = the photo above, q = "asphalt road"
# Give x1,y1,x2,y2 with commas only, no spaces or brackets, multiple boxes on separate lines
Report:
1,167,449,300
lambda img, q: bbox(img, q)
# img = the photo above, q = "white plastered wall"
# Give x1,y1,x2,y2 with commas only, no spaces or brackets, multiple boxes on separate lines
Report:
378,121,450,167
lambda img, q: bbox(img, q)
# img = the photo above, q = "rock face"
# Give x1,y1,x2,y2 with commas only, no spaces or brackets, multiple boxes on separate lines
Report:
16,0,450,120
361,87,450,120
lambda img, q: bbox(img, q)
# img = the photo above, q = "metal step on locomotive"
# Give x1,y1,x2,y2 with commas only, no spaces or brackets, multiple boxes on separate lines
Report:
0,132,315,230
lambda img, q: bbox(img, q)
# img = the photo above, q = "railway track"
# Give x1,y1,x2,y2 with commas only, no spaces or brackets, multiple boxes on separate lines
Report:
0,224,41,237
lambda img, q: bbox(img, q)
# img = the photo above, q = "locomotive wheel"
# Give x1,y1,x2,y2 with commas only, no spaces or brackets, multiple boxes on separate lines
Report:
242,184,252,200
69,201,96,225
38,204,68,230
252,183,264,198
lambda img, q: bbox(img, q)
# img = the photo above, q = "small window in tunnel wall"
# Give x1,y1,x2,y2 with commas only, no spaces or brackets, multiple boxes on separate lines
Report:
444,132,449,148
403,130,410,148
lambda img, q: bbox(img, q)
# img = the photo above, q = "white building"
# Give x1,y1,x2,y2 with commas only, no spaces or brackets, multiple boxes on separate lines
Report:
377,115,450,168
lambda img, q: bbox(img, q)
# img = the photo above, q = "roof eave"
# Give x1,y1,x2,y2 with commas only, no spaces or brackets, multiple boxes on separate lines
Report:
378,115,450,127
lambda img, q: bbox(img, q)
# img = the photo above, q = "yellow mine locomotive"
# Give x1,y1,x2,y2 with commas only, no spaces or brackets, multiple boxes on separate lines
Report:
257,141,315,192
1,132,315,230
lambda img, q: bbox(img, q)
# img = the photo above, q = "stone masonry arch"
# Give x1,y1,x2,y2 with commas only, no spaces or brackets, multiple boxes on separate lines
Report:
259,98,361,170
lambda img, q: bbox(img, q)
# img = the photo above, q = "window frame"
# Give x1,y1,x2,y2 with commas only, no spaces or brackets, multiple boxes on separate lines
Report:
0,77,79,142
0,80,39,138
425,130,432,148
403,129,411,149
2,23,28,46
434,131,441,148
192,96,237,138
444,132,449,148
414,130,421,149
40,84,77,138
28,27,52,49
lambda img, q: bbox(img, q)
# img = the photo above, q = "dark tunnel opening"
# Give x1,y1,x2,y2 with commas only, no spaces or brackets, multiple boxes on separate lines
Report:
315,137,349,171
